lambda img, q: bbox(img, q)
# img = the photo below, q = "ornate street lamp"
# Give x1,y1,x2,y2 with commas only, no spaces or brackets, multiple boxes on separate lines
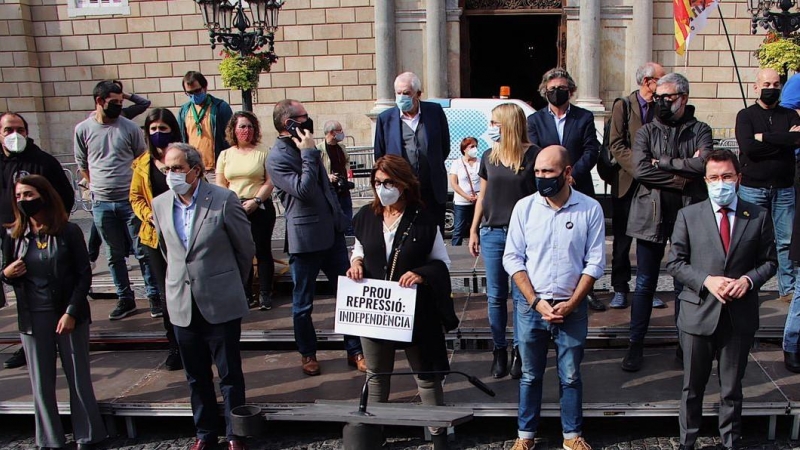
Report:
195,0,284,111
749,0,800,37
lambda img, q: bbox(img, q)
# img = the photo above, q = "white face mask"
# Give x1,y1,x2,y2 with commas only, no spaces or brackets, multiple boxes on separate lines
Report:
167,170,193,195
466,147,478,158
376,185,401,207
3,132,27,153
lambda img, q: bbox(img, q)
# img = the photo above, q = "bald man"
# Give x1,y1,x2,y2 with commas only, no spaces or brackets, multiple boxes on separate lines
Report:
503,145,606,450
735,68,800,308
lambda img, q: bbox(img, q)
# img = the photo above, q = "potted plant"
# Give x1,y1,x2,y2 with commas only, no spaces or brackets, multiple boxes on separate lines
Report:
756,32,800,76
218,48,278,92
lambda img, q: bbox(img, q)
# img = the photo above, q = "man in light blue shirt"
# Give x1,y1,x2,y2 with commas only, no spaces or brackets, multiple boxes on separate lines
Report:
503,145,606,450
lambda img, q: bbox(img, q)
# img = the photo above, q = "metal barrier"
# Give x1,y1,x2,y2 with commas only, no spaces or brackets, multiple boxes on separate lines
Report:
714,138,740,158
346,147,375,198
60,162,92,213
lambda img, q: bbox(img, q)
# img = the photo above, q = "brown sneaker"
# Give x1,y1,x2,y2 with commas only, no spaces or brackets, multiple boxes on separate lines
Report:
563,436,592,450
347,353,367,372
511,438,535,450
301,355,321,376
780,292,794,304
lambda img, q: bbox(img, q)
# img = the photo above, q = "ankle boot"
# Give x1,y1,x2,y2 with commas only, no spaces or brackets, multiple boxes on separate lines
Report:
621,341,644,372
509,345,522,379
491,347,509,379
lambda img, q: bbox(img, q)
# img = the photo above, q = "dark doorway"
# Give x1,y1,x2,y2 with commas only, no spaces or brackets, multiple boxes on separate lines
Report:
464,14,561,109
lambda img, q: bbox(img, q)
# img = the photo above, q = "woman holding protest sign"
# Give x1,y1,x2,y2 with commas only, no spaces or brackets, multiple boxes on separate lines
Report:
346,155,457,449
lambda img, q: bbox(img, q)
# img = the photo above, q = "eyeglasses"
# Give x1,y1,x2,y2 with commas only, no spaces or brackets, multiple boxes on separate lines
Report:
185,87,204,95
706,173,737,183
653,92,685,102
374,179,396,189
290,114,309,121
161,165,192,174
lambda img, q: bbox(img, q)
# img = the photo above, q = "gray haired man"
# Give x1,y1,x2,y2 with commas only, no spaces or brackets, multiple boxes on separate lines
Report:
316,120,353,235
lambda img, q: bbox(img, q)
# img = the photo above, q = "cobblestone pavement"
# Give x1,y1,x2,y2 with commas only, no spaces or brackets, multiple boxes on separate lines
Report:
0,416,797,450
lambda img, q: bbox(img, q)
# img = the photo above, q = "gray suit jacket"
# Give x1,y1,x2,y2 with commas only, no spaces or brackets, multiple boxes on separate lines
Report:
267,136,347,254
152,180,255,327
666,199,777,336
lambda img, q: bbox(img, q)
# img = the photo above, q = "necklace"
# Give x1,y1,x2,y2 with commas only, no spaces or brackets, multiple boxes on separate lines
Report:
35,234,47,249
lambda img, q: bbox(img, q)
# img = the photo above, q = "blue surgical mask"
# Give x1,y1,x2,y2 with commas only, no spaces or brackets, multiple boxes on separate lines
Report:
487,126,501,143
334,132,345,142
190,92,207,105
396,94,414,112
707,180,737,206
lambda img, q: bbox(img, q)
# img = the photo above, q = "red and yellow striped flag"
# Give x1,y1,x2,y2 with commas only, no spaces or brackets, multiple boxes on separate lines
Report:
675,0,720,55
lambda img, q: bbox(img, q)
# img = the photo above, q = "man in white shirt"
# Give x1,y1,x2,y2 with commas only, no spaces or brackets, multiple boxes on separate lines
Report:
503,145,606,450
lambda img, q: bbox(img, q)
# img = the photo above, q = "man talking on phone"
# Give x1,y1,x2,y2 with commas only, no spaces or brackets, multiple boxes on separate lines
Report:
266,99,366,376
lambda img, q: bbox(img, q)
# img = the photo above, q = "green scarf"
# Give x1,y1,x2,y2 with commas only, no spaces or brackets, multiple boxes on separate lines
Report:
190,97,211,137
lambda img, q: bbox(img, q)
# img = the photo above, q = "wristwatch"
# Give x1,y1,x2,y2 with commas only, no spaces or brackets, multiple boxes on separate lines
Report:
531,296,542,309
253,197,263,206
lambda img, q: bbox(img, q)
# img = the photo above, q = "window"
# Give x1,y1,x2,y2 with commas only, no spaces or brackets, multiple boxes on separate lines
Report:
68,0,130,18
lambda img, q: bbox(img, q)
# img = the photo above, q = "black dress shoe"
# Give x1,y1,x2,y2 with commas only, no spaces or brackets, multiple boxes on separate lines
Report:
785,351,800,373
4,348,26,369
621,342,644,372
509,345,522,379
586,293,606,311
491,347,509,379
77,443,98,450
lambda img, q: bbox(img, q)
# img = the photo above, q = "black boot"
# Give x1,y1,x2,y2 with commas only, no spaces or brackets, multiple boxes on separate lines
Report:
4,348,26,369
491,348,509,379
785,351,800,373
621,341,644,372
509,345,522,379
165,346,182,371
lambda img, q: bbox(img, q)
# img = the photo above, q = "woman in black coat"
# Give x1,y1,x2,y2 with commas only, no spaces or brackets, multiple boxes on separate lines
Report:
1,175,105,449
346,155,457,448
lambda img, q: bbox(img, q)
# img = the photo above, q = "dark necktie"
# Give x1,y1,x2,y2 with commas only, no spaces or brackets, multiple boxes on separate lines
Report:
719,207,731,255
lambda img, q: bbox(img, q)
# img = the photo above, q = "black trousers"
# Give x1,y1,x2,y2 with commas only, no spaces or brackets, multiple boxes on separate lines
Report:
679,312,752,448
611,187,635,292
174,301,246,442
422,189,446,236
246,204,276,298
144,244,177,348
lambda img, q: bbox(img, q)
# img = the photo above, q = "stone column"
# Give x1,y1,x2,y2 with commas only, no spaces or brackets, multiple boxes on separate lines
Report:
630,0,653,90
372,0,397,113
426,0,447,98
574,0,604,112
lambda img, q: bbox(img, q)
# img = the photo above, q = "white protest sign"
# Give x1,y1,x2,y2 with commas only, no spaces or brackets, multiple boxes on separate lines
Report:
335,276,417,342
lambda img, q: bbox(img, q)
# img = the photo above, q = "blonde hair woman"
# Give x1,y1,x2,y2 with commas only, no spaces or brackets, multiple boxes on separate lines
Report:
468,103,539,379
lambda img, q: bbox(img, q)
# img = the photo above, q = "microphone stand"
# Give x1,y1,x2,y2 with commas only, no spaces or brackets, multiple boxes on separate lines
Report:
356,370,495,415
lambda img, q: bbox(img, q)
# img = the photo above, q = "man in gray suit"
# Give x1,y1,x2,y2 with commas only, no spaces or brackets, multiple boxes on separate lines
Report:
267,99,365,376
152,143,255,450
667,149,777,450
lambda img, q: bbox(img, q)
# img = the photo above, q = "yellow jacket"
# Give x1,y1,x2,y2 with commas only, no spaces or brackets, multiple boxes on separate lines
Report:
130,152,158,249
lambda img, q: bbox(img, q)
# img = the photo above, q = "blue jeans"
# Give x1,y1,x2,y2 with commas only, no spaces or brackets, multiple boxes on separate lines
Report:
480,227,518,349
784,266,800,352
516,295,588,439
629,239,683,342
452,204,475,246
738,185,795,296
289,233,362,357
92,200,158,301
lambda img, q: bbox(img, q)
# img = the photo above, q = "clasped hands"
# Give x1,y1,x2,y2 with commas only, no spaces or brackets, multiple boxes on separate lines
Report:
532,298,578,324
703,275,750,304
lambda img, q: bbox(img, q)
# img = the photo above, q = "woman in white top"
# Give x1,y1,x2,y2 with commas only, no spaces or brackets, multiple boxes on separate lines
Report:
346,155,454,449
448,137,480,246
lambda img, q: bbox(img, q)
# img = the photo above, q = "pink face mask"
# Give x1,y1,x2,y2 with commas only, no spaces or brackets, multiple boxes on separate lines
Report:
236,128,254,144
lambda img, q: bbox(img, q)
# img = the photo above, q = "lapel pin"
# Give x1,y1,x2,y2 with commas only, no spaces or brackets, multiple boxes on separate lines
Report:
743,211,749,217
566,221,573,229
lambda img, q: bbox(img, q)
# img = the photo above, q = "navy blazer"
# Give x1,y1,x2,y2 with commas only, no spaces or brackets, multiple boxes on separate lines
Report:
526,104,600,197
373,101,450,205
267,137,348,254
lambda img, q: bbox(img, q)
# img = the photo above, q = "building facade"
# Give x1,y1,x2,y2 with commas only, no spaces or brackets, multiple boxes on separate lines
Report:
0,0,765,157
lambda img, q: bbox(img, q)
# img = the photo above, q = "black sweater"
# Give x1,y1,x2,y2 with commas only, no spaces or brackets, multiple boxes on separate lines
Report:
735,103,800,189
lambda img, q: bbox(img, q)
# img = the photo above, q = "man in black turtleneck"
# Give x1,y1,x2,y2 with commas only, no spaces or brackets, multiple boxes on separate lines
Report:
735,68,800,308
622,73,713,373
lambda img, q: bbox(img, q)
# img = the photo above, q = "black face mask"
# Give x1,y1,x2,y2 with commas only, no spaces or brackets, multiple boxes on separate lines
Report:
760,88,781,105
546,89,571,107
535,171,565,197
655,98,678,123
17,198,44,217
104,102,123,119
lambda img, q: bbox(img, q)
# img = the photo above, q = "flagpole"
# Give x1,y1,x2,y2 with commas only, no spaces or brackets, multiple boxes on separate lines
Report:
717,4,748,109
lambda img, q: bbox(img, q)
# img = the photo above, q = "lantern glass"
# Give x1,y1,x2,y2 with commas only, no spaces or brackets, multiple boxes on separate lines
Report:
265,0,283,31
219,1,235,32
196,0,220,30
248,0,267,28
